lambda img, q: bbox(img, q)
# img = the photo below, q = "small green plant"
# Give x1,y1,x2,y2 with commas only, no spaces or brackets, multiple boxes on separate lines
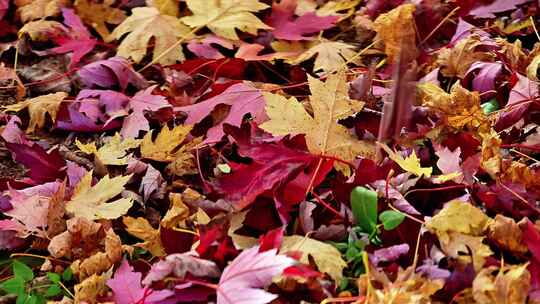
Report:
0,260,73,304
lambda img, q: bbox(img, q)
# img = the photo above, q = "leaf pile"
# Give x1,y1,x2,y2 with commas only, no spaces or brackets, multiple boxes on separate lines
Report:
1,0,540,303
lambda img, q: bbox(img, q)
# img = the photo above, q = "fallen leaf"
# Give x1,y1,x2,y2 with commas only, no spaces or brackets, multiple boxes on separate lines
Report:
15,0,68,23
469,0,533,18
4,92,67,133
110,7,191,64
261,72,375,175
488,215,528,254
472,264,531,303
292,40,359,73
140,164,165,201
181,0,271,40
72,229,123,279
140,124,193,162
143,252,221,285
147,0,179,16
216,246,295,304
123,216,165,257
107,259,174,304
379,143,433,177
373,3,417,63
436,35,495,78
280,235,346,283
74,0,126,40
74,272,110,304
66,171,133,220
76,133,141,167
161,193,190,228
78,56,148,91
4,191,49,238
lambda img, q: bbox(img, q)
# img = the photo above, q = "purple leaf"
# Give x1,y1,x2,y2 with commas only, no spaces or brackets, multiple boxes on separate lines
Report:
5,142,65,184
469,0,533,18
78,57,148,91
369,243,410,266
139,164,165,201
107,259,174,304
121,85,171,138
143,252,221,285
466,61,504,93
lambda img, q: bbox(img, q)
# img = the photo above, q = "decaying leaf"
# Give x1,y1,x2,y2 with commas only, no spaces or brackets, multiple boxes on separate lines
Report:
15,0,69,23
280,235,346,283
472,264,531,304
292,40,359,73
140,124,193,162
4,92,67,133
181,0,271,40
66,171,133,220
123,216,165,257
71,229,123,279
436,35,495,78
487,215,528,254
110,7,191,64
76,133,140,168
74,272,111,304
373,3,417,63
261,72,375,175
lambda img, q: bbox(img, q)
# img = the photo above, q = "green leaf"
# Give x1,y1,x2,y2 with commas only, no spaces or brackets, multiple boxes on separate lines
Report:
379,210,405,230
217,163,231,173
12,260,33,282
45,285,62,297
350,186,378,233
0,277,25,295
47,272,61,284
481,98,499,114
62,268,73,281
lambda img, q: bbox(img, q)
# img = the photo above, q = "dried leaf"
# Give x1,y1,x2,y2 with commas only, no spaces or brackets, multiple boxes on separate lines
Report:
4,92,67,133
487,215,528,254
123,216,165,257
436,35,495,78
379,143,433,177
161,193,190,229
472,264,531,303
140,124,193,162
74,272,110,304
76,133,141,166
15,0,69,23
373,3,417,63
74,0,126,40
292,40,359,73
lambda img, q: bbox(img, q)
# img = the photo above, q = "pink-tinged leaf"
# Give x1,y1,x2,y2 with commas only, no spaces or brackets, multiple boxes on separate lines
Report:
140,164,165,201
51,9,97,67
187,36,233,59
435,146,462,175
78,57,148,91
0,0,8,21
56,105,122,132
66,161,88,188
5,142,65,184
267,0,338,41
176,83,267,144
450,18,489,44
0,229,24,250
107,259,174,304
217,246,295,304
214,141,322,210
235,43,298,61
121,85,171,138
143,252,221,285
522,219,540,261
466,61,504,93
496,74,539,130
77,89,130,123
369,243,409,266
1,116,29,145
4,191,49,238
469,0,532,18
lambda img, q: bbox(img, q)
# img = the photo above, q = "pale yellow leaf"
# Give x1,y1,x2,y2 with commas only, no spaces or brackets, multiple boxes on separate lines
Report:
66,172,133,220
74,272,110,303
261,72,375,176
19,20,66,41
4,92,67,133
281,235,346,283
293,40,358,73
110,7,191,64
15,0,69,23
181,0,271,40
76,133,141,166
123,216,165,257
147,0,179,16
161,193,190,229
141,124,193,162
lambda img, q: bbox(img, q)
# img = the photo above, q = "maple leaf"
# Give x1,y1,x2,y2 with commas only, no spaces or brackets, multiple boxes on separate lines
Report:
292,40,359,73
76,133,141,167
147,0,179,16
140,124,193,162
4,92,67,133
72,228,123,279
436,35,495,78
15,0,68,23
74,0,126,40
121,85,172,138
181,0,271,40
177,83,267,144
378,143,433,177
373,3,417,63
261,72,375,175
78,56,148,91
267,0,338,41
216,246,295,304
5,142,66,184
74,272,110,303
280,235,346,283
469,0,532,18
66,171,133,220
487,215,528,254
472,264,531,303
107,259,174,304
110,7,191,65
143,251,221,285
161,193,190,229
123,216,165,257
3,191,49,238
140,164,166,201
50,8,97,67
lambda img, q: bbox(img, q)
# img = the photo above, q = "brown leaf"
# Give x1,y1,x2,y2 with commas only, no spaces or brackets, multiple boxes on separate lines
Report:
0,64,25,101
15,0,69,23
123,216,165,257
74,272,110,304
436,35,495,78
487,215,528,254
48,217,102,259
72,229,122,279
46,182,67,237
161,193,190,229
472,264,531,304
74,0,126,40
4,92,67,133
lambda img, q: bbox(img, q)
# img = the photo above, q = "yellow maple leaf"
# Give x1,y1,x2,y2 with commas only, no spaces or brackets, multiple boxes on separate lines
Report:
161,193,190,229
76,133,141,166
261,72,375,176
181,0,271,40
15,0,69,23
378,143,433,177
74,272,110,303
19,20,66,42
436,35,495,78
147,0,179,17
480,129,502,179
110,7,191,65
66,171,133,221
123,216,165,257
4,92,67,133
292,40,359,73
75,0,126,40
281,235,347,283
141,124,193,162
373,3,417,63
